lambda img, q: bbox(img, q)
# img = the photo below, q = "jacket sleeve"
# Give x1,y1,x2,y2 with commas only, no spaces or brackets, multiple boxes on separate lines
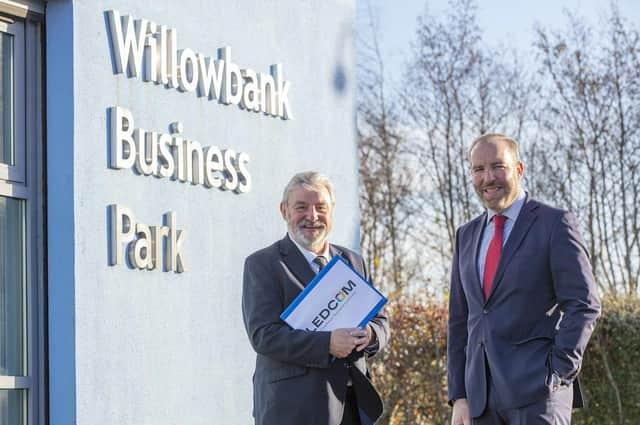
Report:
242,255,332,368
360,255,389,357
549,211,601,380
447,228,468,403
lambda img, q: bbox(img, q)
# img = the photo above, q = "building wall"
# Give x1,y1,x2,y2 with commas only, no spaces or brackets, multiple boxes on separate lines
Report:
47,1,358,424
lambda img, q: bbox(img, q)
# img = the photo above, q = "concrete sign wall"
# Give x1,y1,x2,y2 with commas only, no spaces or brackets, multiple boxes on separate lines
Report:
47,1,358,424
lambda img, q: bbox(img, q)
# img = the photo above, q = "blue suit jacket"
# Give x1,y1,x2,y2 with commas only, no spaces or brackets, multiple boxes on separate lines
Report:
447,198,601,417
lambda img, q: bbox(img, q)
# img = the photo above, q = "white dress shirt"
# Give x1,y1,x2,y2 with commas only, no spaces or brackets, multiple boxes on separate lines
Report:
477,189,527,286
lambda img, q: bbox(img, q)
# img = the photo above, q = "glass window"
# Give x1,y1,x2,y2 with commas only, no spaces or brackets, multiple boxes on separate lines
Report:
0,7,42,425
0,32,14,166
0,196,25,377
0,20,24,184
0,389,26,425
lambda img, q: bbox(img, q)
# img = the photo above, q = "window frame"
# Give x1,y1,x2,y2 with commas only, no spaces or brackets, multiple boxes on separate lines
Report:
0,7,44,425
0,18,26,183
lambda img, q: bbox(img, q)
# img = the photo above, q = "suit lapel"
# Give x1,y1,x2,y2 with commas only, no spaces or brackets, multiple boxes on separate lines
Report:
279,236,350,288
279,234,316,287
487,199,539,300
470,213,487,303
329,244,344,261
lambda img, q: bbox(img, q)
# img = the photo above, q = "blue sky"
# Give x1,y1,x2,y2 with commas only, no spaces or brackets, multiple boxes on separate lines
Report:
358,0,640,84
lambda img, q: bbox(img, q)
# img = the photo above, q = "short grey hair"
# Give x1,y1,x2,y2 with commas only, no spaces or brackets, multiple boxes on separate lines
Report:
281,171,335,205
468,133,521,161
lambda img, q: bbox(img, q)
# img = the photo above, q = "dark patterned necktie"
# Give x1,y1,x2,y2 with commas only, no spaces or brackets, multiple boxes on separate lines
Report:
313,256,328,272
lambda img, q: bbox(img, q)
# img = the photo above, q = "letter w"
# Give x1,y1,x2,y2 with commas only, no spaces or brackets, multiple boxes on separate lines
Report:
107,10,147,77
197,54,225,100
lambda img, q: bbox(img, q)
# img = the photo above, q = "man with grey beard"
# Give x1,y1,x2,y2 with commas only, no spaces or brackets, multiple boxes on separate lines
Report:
242,171,389,425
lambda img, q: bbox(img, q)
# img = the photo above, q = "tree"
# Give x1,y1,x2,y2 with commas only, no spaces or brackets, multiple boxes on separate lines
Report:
534,5,640,298
403,0,535,292
357,2,416,298
356,1,640,423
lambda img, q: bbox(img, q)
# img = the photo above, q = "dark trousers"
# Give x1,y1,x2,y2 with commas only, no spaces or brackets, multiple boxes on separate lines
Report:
340,386,361,425
474,372,573,425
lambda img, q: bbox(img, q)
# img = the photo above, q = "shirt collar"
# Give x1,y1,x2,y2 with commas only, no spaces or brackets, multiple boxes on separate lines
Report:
486,189,526,224
287,232,330,265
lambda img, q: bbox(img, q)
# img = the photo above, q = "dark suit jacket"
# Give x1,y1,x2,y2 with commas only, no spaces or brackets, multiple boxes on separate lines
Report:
447,198,601,417
242,235,390,425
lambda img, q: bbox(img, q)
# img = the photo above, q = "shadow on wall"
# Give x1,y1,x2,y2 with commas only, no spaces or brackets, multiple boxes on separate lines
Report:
332,19,352,96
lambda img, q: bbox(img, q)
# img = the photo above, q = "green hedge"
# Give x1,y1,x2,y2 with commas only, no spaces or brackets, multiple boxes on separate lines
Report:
574,297,640,425
371,301,450,424
371,297,640,425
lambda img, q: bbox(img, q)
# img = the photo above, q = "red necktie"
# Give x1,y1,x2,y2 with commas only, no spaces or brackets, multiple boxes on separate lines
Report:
483,215,506,300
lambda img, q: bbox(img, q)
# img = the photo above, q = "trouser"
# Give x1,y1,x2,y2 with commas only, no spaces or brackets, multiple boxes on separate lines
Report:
340,386,361,425
474,370,573,425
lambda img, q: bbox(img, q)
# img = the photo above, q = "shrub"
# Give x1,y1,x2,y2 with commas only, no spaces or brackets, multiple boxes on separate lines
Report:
371,296,640,424
371,300,449,425
574,296,640,425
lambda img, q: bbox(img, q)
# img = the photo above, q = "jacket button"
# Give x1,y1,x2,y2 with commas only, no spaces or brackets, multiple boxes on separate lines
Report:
344,363,350,368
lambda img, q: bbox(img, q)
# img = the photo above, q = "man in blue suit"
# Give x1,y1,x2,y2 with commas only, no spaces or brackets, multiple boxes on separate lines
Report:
448,134,601,424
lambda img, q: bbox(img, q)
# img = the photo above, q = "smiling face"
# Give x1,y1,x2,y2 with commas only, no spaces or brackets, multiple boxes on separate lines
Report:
470,138,524,213
280,184,334,254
